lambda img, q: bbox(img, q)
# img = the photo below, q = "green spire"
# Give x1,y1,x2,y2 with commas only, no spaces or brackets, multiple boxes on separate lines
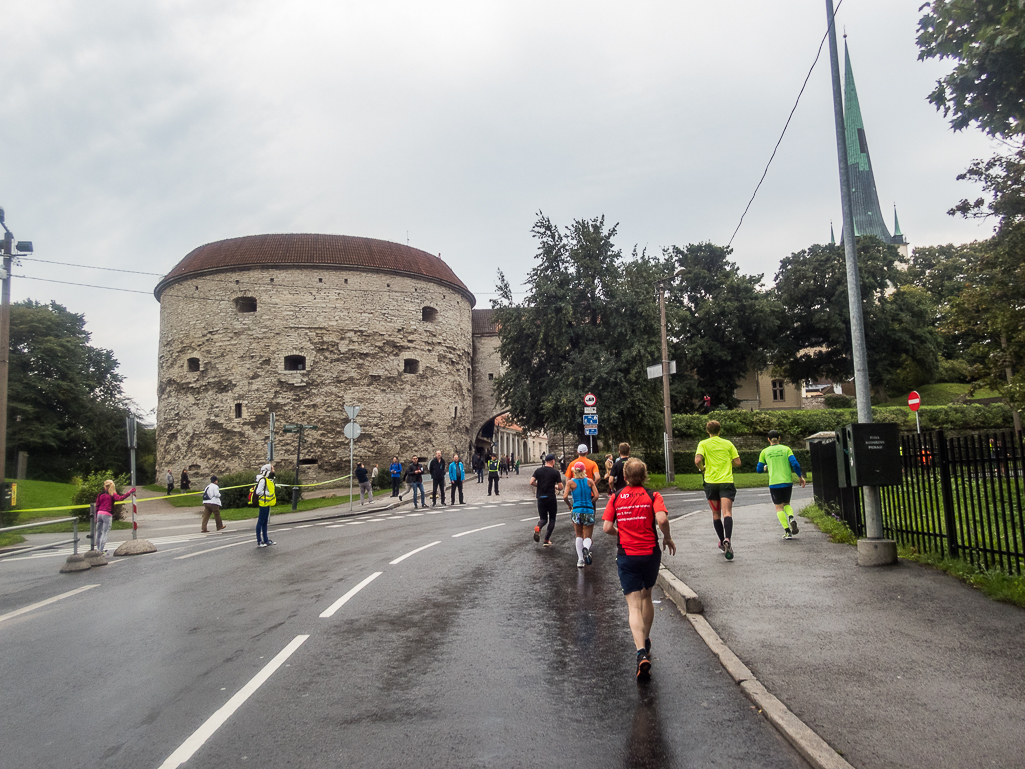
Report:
830,222,836,246
893,205,903,237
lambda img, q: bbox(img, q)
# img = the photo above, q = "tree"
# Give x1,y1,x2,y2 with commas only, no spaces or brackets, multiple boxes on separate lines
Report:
772,238,941,394
8,300,138,481
661,242,781,410
492,215,665,448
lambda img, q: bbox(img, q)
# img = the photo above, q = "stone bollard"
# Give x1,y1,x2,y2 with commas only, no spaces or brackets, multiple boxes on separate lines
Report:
114,538,156,556
84,549,108,567
61,519,92,573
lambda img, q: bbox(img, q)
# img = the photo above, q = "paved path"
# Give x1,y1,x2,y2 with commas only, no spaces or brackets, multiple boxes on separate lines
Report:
0,495,807,768
663,491,1025,769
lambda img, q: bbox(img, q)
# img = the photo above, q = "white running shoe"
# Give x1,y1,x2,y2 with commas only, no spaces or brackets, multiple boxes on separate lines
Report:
577,559,585,568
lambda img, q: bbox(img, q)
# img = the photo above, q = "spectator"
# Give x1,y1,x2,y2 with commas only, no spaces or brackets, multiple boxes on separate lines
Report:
254,464,276,547
371,463,379,486
201,475,228,533
165,469,174,496
356,462,373,505
403,455,426,508
487,453,500,495
95,479,136,554
473,453,484,483
428,450,447,507
180,468,191,493
448,453,466,505
389,456,403,497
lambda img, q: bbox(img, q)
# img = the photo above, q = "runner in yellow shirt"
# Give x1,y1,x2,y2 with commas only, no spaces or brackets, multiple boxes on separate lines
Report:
694,420,741,560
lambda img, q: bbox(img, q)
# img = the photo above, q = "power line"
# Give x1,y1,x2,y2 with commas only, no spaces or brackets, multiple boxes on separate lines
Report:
726,0,844,248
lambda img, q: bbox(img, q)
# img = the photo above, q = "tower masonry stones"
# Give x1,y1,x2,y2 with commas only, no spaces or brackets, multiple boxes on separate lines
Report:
155,233,490,483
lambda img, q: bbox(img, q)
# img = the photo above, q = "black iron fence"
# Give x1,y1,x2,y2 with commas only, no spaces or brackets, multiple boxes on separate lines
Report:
878,430,1024,575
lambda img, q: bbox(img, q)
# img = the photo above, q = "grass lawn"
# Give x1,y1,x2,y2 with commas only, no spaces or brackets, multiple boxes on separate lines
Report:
0,479,84,547
878,382,1001,407
648,472,811,492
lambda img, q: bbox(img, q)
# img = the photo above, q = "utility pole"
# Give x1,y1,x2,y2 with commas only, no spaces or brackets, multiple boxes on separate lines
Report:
0,208,32,481
659,283,675,483
825,1,894,565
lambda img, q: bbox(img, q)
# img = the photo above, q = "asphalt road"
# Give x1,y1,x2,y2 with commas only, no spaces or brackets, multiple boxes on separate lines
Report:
1,492,808,769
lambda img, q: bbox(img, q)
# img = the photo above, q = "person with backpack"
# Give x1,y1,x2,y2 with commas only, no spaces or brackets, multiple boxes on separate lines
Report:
253,464,276,547
201,475,228,533
389,456,403,497
94,479,136,554
602,458,676,680
356,462,373,505
448,452,466,505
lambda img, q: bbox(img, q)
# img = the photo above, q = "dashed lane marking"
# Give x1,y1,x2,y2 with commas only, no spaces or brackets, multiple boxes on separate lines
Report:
389,541,442,565
406,513,424,517
520,517,538,522
0,584,99,626
320,572,383,618
452,523,506,538
174,540,253,560
157,634,310,769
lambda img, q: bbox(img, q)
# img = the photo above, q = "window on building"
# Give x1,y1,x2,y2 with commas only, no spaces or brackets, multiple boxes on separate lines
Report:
488,373,494,381
422,306,438,322
284,355,306,371
187,357,200,372
454,406,458,418
234,403,243,419
299,457,318,465
467,368,471,381
771,379,786,402
403,359,420,374
234,297,257,313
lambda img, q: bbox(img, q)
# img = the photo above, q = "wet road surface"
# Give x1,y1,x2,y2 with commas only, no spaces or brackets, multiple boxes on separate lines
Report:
1,495,808,768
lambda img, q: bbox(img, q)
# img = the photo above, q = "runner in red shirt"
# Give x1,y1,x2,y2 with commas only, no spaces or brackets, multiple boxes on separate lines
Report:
602,458,676,680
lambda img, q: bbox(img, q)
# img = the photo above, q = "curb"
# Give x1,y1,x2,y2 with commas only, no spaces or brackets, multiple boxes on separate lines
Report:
659,567,856,769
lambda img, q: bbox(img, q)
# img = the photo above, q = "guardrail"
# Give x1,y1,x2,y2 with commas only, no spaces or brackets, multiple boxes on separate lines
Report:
0,517,80,560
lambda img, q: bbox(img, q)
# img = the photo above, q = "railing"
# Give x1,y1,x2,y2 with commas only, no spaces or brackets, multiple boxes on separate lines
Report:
879,430,1024,575
0,517,81,560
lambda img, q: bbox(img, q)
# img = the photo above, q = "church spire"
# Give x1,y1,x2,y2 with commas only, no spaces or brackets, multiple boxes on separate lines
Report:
830,222,836,246
843,41,895,243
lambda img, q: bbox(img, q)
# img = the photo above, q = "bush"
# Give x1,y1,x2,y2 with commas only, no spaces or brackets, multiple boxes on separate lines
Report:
72,471,132,522
823,394,854,409
214,470,302,510
642,449,811,475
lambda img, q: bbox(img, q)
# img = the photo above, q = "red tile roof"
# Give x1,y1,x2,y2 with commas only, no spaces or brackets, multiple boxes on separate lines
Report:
154,233,473,303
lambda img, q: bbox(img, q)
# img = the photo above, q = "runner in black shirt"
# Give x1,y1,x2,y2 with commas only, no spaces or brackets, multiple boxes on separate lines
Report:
530,454,565,546
610,442,631,492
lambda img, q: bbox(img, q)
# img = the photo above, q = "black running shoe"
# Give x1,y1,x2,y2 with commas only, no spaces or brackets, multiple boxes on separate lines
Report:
582,546,592,565
636,651,652,680
788,515,799,535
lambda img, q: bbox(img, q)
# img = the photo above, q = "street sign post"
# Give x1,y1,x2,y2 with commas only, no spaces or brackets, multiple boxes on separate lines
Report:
345,406,362,510
908,391,921,433
583,406,597,414
583,393,597,407
583,415,598,426
584,426,597,436
646,361,677,380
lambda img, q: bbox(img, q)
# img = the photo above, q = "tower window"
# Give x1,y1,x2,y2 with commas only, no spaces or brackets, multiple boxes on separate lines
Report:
234,297,257,313
422,306,438,322
771,379,786,402
187,358,200,372
403,359,420,375
454,406,458,418
488,373,494,381
234,403,243,419
284,355,307,371
467,368,472,381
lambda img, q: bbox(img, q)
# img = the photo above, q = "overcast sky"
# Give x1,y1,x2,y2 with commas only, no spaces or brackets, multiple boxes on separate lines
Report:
0,0,998,417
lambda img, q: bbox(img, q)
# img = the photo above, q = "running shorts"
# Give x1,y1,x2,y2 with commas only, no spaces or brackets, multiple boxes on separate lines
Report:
704,483,737,502
616,551,661,594
571,507,596,526
769,486,793,505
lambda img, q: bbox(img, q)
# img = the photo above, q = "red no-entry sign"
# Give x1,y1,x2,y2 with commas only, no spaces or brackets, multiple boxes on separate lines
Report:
583,393,597,407
908,391,921,412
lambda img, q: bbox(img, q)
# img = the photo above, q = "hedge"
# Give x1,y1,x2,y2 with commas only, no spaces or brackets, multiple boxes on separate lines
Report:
673,404,1014,445
644,449,812,475
214,470,302,510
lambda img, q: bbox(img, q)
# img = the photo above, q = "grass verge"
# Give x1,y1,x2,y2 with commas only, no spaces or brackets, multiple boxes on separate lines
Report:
800,502,1025,609
649,472,811,491
1,478,81,547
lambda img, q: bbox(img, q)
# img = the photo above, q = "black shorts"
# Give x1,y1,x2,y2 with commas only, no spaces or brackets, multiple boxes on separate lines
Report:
616,551,661,595
537,496,558,518
704,483,737,502
769,486,793,505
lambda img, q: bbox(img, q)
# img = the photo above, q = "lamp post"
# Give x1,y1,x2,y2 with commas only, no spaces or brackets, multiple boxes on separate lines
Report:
0,207,33,480
658,267,685,483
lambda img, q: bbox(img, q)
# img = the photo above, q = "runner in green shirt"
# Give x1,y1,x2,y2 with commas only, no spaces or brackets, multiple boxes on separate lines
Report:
694,420,741,560
756,430,807,539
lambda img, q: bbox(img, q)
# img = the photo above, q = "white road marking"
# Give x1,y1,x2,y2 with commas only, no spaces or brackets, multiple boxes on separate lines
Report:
452,523,506,538
464,507,479,510
156,634,309,769
275,527,294,531
315,521,334,526
520,517,538,522
0,584,99,625
389,541,442,565
346,521,365,525
668,511,705,523
406,513,424,517
426,510,446,515
293,524,315,529
320,572,383,618
326,524,345,528
174,541,252,560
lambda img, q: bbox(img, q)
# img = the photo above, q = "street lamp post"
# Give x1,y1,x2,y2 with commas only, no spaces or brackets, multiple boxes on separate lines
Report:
658,267,685,483
0,208,32,482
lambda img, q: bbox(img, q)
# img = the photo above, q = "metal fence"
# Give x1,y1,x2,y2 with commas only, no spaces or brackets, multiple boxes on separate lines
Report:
878,430,1025,575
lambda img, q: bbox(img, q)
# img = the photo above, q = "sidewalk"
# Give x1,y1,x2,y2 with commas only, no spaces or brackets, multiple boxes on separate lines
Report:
662,497,1025,769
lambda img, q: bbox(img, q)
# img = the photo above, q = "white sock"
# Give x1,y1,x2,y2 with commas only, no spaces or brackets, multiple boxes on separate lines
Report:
575,537,585,561
583,537,592,551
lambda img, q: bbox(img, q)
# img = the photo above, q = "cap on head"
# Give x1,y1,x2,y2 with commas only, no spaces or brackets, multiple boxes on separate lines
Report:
545,453,556,462
577,443,588,454
573,462,585,471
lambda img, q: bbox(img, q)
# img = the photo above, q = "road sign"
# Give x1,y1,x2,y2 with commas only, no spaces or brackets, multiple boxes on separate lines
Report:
282,424,300,434
908,391,921,412
583,415,598,426
584,426,598,436
583,406,597,414
646,361,677,380
583,393,597,407
303,424,318,430
345,405,361,419
344,422,362,440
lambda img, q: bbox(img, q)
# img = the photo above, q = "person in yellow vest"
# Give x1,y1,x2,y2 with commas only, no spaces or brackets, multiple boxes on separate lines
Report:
255,463,277,548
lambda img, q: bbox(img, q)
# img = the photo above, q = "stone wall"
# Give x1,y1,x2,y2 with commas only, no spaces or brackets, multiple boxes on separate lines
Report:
471,330,503,437
157,265,474,483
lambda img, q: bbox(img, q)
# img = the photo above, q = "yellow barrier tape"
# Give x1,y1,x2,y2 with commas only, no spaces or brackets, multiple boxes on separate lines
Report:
9,474,356,513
